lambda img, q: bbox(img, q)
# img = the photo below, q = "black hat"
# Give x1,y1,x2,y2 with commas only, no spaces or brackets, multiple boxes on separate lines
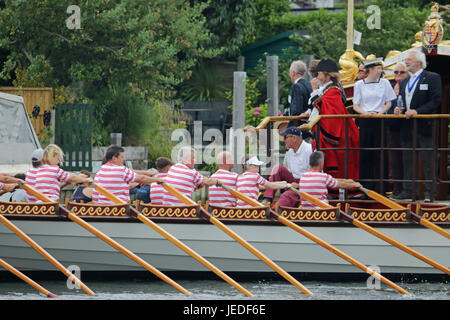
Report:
315,59,339,73
280,126,302,137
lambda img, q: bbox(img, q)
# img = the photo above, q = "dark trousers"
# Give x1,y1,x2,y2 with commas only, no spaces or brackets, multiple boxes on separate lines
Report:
359,118,381,192
386,129,403,196
400,129,434,197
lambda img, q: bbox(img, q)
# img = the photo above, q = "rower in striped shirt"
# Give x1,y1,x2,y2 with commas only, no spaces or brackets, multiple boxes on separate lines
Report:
236,156,288,207
149,157,173,205
299,151,361,208
0,174,23,195
34,144,93,202
92,145,164,205
162,146,222,206
209,151,238,207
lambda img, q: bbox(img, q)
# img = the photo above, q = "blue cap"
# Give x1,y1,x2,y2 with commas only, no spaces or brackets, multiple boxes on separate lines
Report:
280,126,302,137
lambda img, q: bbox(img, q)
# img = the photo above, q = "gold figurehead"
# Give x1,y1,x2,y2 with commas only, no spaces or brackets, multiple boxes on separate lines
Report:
338,49,365,83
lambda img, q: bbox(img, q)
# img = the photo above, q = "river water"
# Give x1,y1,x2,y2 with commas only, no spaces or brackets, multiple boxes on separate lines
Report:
1,278,448,300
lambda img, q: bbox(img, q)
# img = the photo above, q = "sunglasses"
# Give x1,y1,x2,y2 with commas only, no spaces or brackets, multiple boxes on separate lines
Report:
394,71,406,75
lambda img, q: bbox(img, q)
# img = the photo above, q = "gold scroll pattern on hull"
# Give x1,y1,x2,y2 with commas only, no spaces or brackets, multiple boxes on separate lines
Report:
0,202,57,216
209,206,268,220
69,203,128,217
280,207,339,222
140,204,198,219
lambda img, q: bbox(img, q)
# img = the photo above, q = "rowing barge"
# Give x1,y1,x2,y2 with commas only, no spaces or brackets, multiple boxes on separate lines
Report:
0,200,448,280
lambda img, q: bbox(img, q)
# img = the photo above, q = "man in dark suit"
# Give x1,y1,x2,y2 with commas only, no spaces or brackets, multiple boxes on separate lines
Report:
287,60,312,138
393,49,442,201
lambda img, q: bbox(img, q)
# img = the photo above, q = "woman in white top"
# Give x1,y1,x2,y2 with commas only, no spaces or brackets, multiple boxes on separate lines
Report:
352,58,396,193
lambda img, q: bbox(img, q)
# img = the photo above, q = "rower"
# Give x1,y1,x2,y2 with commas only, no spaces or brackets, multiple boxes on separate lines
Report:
34,144,93,202
299,151,361,209
0,174,23,196
149,157,173,205
208,151,238,207
236,156,288,207
92,145,164,205
162,146,221,206
25,148,44,202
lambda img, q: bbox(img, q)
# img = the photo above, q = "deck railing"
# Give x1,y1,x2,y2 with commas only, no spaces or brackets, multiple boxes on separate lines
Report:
254,114,450,202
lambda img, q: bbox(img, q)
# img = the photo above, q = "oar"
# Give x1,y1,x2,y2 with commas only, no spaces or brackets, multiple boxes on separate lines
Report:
23,184,191,295
163,182,313,295
292,188,450,275
0,258,57,298
359,187,450,240
221,185,409,295
0,206,95,296
93,183,253,297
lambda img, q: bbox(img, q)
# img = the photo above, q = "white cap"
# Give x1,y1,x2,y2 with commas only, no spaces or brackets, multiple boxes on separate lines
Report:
246,156,265,166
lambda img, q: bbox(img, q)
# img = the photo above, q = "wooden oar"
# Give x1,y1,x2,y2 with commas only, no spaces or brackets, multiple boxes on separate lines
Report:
221,185,409,295
0,207,95,296
292,188,450,275
0,258,57,298
23,184,191,295
163,182,313,295
93,184,253,297
359,187,450,240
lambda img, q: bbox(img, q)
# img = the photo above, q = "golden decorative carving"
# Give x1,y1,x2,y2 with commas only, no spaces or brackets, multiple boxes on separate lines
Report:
0,201,57,216
350,209,407,222
339,49,366,82
280,207,338,221
70,203,128,217
210,207,267,220
140,205,198,218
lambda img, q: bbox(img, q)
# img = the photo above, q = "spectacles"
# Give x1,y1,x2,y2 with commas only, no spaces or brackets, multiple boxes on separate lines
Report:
394,71,406,75
358,70,366,73
284,135,294,140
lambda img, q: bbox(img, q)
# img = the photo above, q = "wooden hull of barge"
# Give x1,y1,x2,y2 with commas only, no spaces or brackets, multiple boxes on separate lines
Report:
0,215,449,280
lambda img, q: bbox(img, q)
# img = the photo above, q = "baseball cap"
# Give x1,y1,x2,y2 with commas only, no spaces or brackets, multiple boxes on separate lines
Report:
280,126,302,137
31,148,44,162
246,156,265,166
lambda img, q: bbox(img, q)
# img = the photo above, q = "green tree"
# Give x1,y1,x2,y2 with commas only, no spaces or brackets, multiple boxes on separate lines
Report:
193,0,257,59
0,0,218,99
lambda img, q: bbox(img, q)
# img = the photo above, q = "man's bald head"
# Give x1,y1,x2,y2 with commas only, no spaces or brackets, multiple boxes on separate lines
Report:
217,151,234,170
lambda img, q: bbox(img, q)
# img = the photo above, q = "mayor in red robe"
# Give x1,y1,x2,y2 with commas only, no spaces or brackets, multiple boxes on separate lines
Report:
308,59,360,183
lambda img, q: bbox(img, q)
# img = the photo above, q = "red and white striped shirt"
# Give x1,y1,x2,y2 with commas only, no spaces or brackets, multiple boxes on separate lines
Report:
209,169,238,207
150,173,168,205
162,163,204,206
299,170,338,208
25,167,40,202
34,165,70,202
92,162,137,205
236,172,268,207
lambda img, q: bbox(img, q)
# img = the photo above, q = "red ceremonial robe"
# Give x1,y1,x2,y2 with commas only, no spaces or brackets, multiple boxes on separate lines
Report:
313,85,359,180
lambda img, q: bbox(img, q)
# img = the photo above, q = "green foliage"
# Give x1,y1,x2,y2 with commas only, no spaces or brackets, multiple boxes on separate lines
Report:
195,0,257,59
252,0,291,41
269,7,437,62
180,61,227,101
0,0,218,99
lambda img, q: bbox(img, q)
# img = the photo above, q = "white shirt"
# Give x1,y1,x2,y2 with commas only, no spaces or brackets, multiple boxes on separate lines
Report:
283,141,313,179
353,78,396,113
405,68,424,110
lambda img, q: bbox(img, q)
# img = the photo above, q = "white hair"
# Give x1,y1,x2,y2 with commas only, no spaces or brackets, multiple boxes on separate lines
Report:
290,60,306,76
394,61,407,71
178,146,194,162
410,50,427,69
